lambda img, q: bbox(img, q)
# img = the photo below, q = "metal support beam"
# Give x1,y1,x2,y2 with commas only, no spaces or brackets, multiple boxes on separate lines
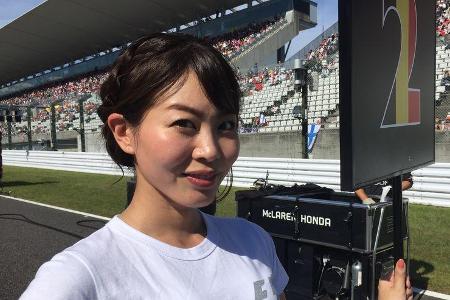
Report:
27,106,32,150
277,46,285,64
293,59,308,158
301,83,308,158
79,98,86,152
7,121,12,150
50,104,57,151
284,40,292,61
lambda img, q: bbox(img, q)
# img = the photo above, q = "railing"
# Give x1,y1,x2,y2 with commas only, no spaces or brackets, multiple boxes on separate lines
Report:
3,150,450,207
3,150,133,176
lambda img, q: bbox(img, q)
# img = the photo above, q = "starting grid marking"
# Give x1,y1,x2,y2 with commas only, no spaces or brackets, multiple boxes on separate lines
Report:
2,195,449,300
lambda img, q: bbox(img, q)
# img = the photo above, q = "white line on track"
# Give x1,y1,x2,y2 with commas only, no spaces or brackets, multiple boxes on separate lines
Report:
0,194,111,221
414,288,450,300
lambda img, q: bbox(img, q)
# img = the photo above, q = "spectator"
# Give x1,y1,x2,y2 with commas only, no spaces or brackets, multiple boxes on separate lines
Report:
355,173,413,204
442,70,450,91
436,117,442,130
258,112,267,126
446,112,450,130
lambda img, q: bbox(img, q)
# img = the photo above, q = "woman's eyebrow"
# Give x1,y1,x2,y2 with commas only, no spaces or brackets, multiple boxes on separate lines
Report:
167,104,204,117
167,103,235,119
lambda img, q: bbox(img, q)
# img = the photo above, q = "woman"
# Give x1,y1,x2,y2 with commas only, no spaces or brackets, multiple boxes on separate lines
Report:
21,33,411,300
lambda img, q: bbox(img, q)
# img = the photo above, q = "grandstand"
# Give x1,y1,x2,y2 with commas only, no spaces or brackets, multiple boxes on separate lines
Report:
0,0,317,152
1,0,449,161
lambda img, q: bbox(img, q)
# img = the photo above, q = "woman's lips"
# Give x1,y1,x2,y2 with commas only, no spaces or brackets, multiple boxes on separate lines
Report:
184,172,217,188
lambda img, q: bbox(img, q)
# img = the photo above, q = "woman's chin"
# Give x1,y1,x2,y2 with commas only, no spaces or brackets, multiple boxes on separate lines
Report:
191,196,216,209
172,191,215,210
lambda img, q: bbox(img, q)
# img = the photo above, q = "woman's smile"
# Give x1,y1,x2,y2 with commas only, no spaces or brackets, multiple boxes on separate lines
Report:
183,171,217,188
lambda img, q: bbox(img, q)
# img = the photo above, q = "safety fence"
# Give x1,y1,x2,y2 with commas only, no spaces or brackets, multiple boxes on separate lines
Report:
3,150,450,207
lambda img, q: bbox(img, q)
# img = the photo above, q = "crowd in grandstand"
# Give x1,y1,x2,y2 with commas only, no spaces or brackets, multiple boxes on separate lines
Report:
0,70,108,136
239,64,293,96
437,0,450,46
209,16,285,59
303,33,339,75
2,61,295,137
237,64,294,133
0,72,107,107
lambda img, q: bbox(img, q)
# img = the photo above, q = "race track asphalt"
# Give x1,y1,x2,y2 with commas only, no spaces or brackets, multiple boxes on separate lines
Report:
0,196,446,300
0,196,106,300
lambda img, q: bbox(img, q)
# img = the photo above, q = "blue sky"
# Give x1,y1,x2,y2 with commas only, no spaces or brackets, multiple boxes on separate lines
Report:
0,0,45,28
0,0,338,59
286,0,338,58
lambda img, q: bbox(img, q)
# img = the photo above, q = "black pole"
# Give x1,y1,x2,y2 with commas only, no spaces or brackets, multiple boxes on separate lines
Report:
294,59,308,158
7,121,12,150
27,107,32,150
277,46,285,63
392,175,404,262
79,98,86,152
301,82,308,158
50,104,57,151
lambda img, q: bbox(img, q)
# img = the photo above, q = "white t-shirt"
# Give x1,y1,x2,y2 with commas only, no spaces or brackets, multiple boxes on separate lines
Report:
21,213,288,300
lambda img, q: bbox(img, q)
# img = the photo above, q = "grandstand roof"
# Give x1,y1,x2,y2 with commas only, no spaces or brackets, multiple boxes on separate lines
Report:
0,0,248,86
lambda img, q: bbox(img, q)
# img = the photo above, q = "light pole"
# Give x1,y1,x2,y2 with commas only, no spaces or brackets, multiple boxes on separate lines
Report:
293,58,308,158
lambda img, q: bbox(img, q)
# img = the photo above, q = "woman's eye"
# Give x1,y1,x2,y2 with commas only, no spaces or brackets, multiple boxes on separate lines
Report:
173,119,196,130
219,120,236,131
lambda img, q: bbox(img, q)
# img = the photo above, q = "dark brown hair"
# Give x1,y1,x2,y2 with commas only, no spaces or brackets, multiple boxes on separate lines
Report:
98,33,241,168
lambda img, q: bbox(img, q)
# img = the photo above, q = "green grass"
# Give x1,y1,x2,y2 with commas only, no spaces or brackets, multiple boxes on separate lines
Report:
2,166,128,217
2,166,450,294
408,204,450,293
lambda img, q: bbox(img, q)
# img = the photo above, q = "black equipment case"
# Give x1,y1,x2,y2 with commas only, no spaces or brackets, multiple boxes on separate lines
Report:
236,186,408,300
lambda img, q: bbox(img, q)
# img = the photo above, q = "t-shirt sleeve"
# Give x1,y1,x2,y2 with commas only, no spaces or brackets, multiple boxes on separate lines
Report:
249,222,289,295
266,231,289,295
20,251,97,300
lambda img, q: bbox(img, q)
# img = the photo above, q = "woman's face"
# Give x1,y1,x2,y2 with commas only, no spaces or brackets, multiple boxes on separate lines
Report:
131,71,239,209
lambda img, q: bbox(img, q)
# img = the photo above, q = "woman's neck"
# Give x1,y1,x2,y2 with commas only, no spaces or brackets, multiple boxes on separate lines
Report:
119,181,207,249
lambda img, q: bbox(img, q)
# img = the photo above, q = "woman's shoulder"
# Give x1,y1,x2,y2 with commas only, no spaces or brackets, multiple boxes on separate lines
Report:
204,214,265,234
203,214,273,249
20,218,122,299
62,218,118,259
20,249,98,299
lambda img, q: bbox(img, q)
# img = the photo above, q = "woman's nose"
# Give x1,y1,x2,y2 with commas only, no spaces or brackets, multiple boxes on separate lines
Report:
192,131,222,162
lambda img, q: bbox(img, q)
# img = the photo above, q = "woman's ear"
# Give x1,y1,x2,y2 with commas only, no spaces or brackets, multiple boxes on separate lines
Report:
107,113,136,155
